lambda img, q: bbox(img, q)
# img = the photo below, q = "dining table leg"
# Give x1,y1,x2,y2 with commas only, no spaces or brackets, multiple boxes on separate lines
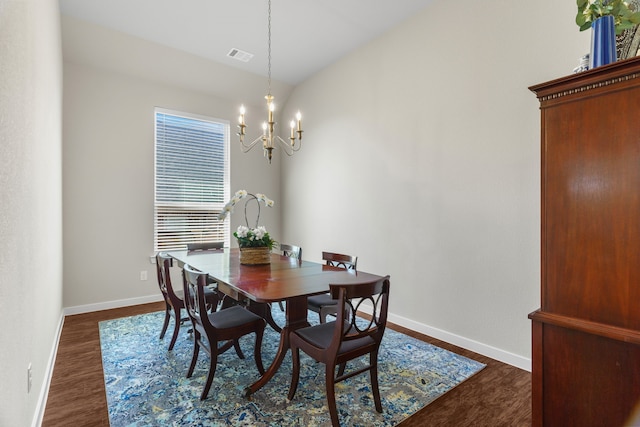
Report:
247,301,282,333
243,295,310,397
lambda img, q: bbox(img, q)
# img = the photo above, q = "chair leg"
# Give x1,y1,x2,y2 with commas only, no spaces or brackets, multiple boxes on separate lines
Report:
337,362,347,377
168,306,181,351
325,363,340,427
159,304,171,339
287,346,301,400
220,295,238,309
233,339,246,359
186,334,200,378
253,324,265,375
370,351,383,413
319,305,337,324
200,347,218,400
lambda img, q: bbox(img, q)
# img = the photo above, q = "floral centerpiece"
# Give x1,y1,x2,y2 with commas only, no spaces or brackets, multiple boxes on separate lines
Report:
218,190,276,264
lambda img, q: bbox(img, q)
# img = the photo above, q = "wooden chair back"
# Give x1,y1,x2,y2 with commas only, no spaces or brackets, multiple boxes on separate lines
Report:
280,243,302,260
329,276,390,351
182,264,219,334
322,251,357,271
187,241,224,251
156,252,182,307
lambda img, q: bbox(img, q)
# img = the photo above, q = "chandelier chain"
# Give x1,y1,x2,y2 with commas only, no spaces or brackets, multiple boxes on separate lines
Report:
267,0,272,97
236,0,303,164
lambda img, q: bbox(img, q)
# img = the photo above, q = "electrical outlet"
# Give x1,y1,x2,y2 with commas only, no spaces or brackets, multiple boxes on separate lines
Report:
27,363,32,393
140,270,148,281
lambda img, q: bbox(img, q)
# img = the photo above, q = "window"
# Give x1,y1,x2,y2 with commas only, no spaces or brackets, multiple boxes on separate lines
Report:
154,108,230,251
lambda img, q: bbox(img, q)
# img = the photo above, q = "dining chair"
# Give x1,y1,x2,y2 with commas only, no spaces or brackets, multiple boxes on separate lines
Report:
276,243,303,311
182,263,266,400
307,252,358,323
187,241,224,251
155,252,218,351
288,275,391,427
280,243,302,261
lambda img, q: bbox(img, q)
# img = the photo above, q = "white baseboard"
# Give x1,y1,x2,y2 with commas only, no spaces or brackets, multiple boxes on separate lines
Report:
387,311,531,372
356,305,531,372
32,311,65,427
64,294,164,316
32,295,162,426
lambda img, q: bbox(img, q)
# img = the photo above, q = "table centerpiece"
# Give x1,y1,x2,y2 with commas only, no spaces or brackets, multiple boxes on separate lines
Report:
218,190,276,265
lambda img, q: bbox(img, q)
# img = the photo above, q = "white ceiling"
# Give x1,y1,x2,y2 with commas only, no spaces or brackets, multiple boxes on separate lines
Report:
59,0,435,85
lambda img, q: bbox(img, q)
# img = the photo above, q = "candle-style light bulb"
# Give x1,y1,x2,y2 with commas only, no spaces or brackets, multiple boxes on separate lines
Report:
239,105,245,125
296,111,302,131
268,102,275,123
290,120,295,139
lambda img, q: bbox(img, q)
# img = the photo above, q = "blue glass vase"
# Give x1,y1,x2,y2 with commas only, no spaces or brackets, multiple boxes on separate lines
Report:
590,15,617,69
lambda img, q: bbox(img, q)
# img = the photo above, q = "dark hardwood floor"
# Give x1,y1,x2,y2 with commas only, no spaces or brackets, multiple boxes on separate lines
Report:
42,302,531,426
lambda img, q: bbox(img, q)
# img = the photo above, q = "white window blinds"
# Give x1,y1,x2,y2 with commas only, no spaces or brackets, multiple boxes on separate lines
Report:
154,108,230,251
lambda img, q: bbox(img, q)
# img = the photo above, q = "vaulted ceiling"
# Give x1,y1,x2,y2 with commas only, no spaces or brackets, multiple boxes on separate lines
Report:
59,0,435,85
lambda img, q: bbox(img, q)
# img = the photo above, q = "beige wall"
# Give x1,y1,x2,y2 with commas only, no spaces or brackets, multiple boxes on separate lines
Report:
61,0,591,368
280,0,590,368
1,0,596,423
60,0,592,374
0,0,63,425
62,15,285,309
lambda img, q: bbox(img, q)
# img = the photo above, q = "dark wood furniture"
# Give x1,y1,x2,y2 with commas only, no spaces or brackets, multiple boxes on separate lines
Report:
280,243,302,261
528,57,640,427
182,264,266,400
277,244,303,311
307,252,358,323
167,248,384,397
288,276,390,427
155,252,217,350
186,241,224,251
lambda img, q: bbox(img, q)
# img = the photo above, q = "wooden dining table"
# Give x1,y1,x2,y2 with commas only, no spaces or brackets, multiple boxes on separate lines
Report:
166,247,384,397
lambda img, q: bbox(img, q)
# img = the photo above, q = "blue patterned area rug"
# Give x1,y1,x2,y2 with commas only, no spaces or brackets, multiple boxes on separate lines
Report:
99,309,485,426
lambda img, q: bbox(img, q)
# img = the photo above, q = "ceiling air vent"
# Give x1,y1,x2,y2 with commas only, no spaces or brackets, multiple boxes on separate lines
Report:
227,48,254,62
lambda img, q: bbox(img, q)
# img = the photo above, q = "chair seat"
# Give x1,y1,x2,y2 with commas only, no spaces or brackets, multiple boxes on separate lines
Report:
295,321,376,354
208,305,263,329
307,293,337,309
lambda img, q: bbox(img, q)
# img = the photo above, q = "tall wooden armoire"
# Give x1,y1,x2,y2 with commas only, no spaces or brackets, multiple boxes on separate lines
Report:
529,56,640,426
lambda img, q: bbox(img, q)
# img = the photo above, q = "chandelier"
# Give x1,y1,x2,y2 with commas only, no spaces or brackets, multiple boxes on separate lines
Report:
237,0,303,164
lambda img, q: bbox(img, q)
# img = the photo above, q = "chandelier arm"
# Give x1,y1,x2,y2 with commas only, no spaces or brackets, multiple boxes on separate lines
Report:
275,135,302,155
240,135,265,153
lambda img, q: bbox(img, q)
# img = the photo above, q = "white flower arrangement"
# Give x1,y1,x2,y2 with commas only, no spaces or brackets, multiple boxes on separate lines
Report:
218,190,276,249
218,190,274,221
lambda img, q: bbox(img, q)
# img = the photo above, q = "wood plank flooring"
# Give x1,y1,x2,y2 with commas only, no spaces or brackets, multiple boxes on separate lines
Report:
42,302,531,426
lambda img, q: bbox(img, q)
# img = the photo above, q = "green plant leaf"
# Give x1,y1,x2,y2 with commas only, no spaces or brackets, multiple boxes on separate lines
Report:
576,0,640,33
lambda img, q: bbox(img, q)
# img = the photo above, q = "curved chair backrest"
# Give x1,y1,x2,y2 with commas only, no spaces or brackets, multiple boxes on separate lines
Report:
182,264,216,333
280,243,302,261
187,241,224,252
329,275,390,350
156,252,181,305
322,251,357,271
